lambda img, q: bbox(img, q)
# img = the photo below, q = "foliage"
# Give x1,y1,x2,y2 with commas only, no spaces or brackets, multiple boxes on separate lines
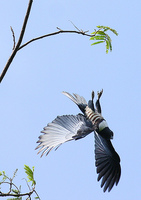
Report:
0,1,119,199
90,26,118,53
24,165,36,187
0,166,40,200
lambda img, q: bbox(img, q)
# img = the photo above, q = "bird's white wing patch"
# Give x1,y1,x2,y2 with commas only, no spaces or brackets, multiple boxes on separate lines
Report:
36,115,92,157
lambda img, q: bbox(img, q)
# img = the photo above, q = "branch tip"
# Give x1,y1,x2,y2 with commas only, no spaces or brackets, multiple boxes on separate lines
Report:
56,27,62,31
10,26,16,50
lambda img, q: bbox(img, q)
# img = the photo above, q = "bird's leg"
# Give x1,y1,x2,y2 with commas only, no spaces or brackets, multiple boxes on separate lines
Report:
91,90,95,111
92,90,95,101
88,91,95,111
97,89,103,100
95,89,103,114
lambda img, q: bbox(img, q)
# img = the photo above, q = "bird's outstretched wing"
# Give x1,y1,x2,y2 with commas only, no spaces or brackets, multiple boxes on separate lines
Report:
94,132,121,192
62,91,87,113
36,114,94,157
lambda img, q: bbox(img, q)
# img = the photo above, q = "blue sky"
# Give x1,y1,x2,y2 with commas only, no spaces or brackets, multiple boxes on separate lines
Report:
0,0,141,199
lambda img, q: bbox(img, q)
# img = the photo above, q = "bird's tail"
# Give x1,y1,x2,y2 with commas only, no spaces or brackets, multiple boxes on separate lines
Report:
62,91,87,113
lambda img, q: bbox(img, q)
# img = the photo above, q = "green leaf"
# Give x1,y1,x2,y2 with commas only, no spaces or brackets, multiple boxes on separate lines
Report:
0,172,3,176
91,40,105,46
96,31,106,35
0,171,5,176
24,165,36,186
90,25,118,53
91,31,96,35
108,28,118,36
91,30,106,36
90,35,106,41
12,189,20,194
109,39,112,51
106,40,110,53
96,25,118,36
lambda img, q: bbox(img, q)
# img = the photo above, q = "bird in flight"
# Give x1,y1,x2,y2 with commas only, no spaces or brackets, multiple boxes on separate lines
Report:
36,90,121,192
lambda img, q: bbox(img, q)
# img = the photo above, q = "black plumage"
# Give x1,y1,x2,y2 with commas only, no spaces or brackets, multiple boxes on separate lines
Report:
95,132,121,192
36,90,121,192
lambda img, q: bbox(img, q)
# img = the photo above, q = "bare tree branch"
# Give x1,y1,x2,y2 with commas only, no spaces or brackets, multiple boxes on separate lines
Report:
18,28,93,51
0,0,96,83
0,189,34,198
0,189,41,199
0,168,41,199
0,0,33,83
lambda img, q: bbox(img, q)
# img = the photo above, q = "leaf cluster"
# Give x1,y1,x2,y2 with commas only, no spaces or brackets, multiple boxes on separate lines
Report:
0,166,39,200
90,26,118,53
24,165,36,187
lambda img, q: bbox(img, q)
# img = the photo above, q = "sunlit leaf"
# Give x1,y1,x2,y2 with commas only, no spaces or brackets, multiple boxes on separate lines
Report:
24,165,36,186
90,35,106,41
106,40,110,53
12,189,20,194
0,171,5,176
91,41,105,46
109,40,112,51
91,31,96,35
90,25,118,53
96,31,106,35
96,25,118,35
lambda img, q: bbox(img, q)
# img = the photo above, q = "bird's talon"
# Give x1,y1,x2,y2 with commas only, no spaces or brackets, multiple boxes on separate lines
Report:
97,89,103,100
92,90,94,101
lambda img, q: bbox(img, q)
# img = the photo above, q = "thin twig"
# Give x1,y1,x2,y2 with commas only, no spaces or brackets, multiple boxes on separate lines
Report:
0,0,97,83
0,180,34,198
8,179,12,194
69,20,81,32
18,29,94,51
0,0,33,83
23,178,32,191
0,181,21,193
34,189,41,200
10,26,16,50
69,21,89,34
